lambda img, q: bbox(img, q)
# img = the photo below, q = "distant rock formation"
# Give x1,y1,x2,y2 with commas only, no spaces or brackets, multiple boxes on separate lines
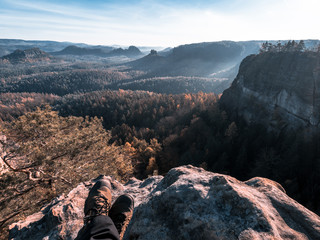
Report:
9,165,320,240
108,46,143,58
0,48,54,64
220,51,320,129
129,49,166,71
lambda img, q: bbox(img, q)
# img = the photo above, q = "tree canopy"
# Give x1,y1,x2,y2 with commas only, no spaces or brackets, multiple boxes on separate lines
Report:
0,106,133,231
260,40,306,53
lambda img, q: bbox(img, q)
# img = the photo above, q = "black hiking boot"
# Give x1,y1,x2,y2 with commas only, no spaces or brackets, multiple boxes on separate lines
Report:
83,177,112,224
109,194,134,240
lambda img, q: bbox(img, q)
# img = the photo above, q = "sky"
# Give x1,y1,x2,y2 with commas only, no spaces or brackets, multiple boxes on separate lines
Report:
0,0,319,47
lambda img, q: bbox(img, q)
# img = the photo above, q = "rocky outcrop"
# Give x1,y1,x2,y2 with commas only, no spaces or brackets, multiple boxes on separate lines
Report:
9,165,320,240
109,46,143,58
0,48,54,64
220,51,320,129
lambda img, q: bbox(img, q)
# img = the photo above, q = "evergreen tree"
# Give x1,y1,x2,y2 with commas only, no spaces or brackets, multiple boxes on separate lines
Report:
0,106,133,233
297,40,306,52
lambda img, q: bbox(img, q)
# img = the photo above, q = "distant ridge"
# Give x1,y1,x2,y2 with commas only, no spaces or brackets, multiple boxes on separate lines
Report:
52,45,113,56
52,45,143,58
128,41,262,77
0,48,54,64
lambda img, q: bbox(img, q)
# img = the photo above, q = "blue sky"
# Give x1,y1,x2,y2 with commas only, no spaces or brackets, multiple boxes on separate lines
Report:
0,0,319,47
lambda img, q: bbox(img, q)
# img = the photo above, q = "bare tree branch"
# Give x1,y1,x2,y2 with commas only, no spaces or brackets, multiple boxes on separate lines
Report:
2,155,38,181
38,169,72,185
0,209,25,228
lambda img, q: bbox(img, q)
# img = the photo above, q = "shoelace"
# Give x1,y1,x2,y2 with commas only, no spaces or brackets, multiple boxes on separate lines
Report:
113,213,127,233
84,195,111,224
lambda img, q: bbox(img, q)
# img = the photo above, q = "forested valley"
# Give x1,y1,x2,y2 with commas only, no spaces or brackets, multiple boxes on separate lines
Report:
1,90,319,220
1,40,320,238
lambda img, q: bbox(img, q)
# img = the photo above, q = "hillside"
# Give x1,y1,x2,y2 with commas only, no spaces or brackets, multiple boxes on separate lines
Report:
9,166,320,239
0,48,55,64
128,40,320,81
0,62,143,95
129,41,261,78
0,44,237,95
52,45,143,58
52,45,113,56
0,39,91,57
109,76,230,94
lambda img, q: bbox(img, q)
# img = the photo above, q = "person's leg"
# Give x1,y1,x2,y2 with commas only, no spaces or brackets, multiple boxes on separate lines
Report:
75,215,120,240
75,176,134,240
109,194,134,240
75,177,120,240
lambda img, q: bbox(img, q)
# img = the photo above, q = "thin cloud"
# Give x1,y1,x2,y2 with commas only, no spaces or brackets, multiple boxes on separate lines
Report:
0,0,319,46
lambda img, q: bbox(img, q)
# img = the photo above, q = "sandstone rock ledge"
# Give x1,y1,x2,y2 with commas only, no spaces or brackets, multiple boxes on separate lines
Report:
9,165,320,240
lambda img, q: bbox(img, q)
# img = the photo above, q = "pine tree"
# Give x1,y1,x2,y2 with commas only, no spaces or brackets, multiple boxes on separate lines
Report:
297,40,306,52
0,106,133,233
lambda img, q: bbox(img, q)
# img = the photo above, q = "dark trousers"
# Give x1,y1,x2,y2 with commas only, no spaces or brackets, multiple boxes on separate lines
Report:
75,215,120,240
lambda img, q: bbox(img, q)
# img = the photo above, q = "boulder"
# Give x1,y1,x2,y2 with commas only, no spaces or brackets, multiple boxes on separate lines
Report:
9,165,320,239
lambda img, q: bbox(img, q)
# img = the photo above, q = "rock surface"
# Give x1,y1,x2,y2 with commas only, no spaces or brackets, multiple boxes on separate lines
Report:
9,165,320,240
220,51,320,129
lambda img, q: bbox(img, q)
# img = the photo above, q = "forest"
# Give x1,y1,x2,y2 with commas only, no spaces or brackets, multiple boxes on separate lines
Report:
1,41,320,238
1,90,319,218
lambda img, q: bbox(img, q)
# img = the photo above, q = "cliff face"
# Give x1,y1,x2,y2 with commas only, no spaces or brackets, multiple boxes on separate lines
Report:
220,52,320,129
9,165,320,240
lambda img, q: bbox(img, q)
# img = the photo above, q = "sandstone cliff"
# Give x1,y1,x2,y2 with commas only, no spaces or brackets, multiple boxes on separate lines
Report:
9,165,320,240
220,52,320,129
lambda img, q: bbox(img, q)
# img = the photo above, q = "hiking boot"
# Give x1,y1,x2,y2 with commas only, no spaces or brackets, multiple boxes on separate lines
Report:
109,194,134,239
83,177,112,224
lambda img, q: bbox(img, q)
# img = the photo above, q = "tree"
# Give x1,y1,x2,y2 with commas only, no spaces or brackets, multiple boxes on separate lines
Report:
225,122,238,139
276,41,282,52
297,40,306,52
284,40,292,52
0,106,133,236
128,137,162,178
259,42,268,53
150,50,158,55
